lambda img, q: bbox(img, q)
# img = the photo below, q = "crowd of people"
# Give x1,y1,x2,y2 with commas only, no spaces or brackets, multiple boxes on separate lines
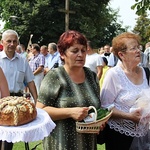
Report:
0,29,150,150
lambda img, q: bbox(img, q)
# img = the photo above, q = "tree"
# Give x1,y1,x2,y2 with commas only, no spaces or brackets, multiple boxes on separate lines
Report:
131,0,150,15
0,0,126,48
132,13,150,48
1,0,65,46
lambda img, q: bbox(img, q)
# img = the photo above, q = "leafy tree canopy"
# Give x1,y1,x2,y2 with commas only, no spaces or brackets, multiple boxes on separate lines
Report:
0,0,126,49
131,0,150,15
133,13,150,49
131,0,150,49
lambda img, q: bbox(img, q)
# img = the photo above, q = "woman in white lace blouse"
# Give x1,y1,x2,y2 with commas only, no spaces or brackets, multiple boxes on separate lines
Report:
100,32,150,150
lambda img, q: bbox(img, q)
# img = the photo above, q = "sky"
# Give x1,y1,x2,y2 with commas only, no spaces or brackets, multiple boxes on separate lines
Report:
109,0,138,30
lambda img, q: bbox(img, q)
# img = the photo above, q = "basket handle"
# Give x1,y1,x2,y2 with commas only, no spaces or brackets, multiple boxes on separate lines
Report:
88,106,97,122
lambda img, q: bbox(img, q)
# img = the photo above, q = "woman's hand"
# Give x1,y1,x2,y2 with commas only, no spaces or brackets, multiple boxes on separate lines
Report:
35,105,90,121
99,122,106,131
70,107,89,121
111,107,142,124
129,108,142,124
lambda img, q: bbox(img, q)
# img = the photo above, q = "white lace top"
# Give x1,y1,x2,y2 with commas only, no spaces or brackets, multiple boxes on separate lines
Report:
100,65,150,137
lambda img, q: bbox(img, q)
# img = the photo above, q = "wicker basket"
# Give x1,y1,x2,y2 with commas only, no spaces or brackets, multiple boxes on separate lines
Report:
76,106,112,134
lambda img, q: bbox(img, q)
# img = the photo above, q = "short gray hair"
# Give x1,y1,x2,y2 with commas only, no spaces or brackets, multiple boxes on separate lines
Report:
48,42,57,52
2,29,19,40
145,42,150,49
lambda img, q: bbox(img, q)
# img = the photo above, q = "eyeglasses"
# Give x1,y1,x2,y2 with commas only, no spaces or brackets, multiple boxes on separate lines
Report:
127,46,140,51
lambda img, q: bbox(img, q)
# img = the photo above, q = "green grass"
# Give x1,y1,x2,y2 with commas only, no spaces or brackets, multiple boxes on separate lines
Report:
97,144,105,150
13,141,43,150
12,141,105,150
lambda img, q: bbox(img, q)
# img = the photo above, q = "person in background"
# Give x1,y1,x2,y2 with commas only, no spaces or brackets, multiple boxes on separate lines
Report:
145,42,150,49
20,44,28,59
0,29,37,150
40,45,50,75
29,43,45,95
100,32,150,150
138,44,146,67
84,41,103,80
107,52,119,67
100,57,109,88
40,45,50,64
36,30,104,150
98,47,104,55
16,44,22,54
27,45,33,61
0,44,3,51
100,44,111,61
143,42,150,69
18,44,28,93
44,42,61,74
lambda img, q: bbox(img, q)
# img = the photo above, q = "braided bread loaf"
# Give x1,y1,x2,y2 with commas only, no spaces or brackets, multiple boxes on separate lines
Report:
0,96,37,126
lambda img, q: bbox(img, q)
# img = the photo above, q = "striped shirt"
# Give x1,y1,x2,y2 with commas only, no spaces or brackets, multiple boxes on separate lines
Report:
29,53,45,72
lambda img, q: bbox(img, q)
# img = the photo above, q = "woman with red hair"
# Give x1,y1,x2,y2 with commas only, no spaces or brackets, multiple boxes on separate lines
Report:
37,30,102,150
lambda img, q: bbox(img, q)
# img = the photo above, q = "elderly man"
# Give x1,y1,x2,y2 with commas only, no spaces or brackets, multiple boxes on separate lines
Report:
40,45,50,75
44,42,62,74
0,29,37,150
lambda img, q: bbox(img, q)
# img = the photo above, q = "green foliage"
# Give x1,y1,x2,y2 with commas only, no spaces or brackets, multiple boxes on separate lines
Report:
131,0,150,15
0,0,126,48
132,13,150,47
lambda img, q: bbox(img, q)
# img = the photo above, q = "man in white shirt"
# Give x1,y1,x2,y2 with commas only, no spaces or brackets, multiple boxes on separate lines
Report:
84,41,103,80
40,45,50,75
44,42,62,74
0,29,37,150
